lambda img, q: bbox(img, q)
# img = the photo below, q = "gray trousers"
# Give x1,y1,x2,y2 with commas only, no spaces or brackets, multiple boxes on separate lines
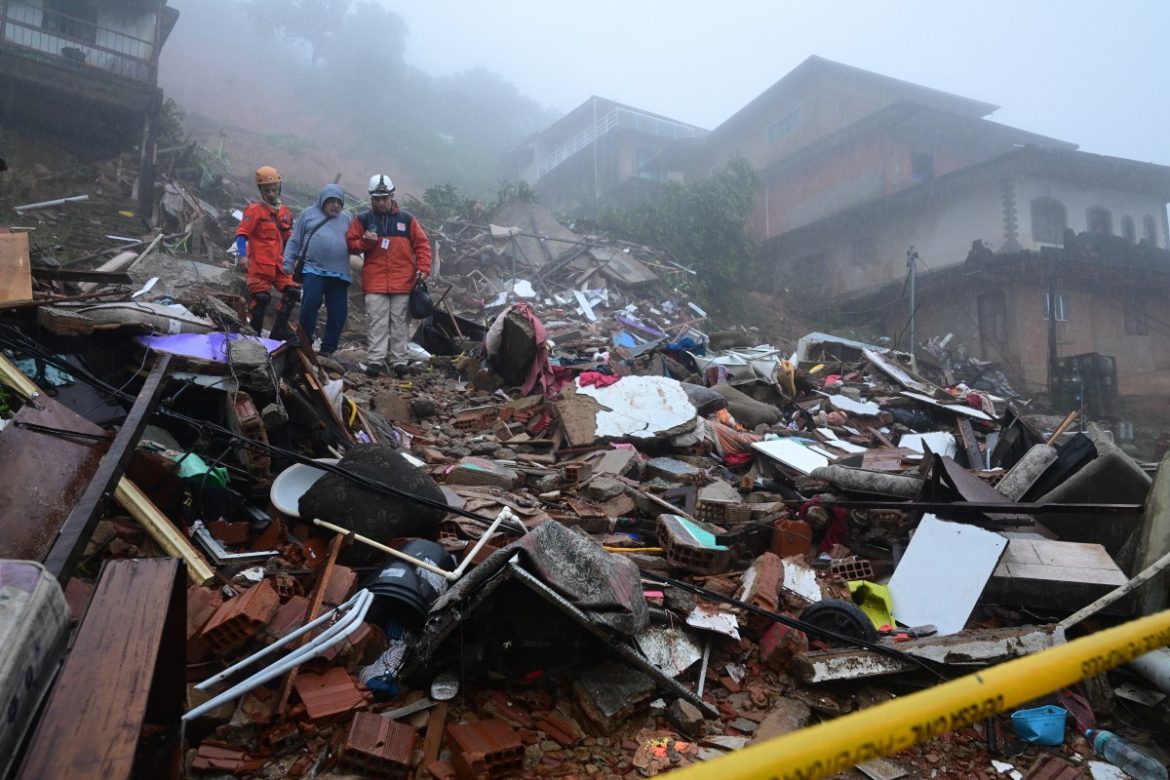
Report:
365,293,411,366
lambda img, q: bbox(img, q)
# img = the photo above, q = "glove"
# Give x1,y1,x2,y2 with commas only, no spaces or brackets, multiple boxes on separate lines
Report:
283,283,302,303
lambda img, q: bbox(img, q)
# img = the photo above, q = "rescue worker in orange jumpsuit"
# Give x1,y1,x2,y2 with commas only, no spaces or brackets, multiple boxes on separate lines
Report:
236,166,299,338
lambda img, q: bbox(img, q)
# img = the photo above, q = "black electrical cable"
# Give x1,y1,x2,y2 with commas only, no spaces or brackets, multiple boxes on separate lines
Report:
11,420,113,442
1,324,939,667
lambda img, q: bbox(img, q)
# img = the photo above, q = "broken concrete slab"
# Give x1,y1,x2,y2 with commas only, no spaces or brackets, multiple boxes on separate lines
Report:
792,625,1063,683
572,663,657,734
748,697,811,744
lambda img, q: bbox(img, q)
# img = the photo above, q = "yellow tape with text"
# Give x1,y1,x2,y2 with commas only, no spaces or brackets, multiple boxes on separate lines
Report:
666,609,1170,780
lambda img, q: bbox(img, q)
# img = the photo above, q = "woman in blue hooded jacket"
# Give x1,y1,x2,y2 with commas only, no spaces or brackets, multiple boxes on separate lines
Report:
283,183,354,355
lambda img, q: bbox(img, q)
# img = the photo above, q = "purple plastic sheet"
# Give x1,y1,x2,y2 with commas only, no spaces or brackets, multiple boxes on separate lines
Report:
135,332,283,362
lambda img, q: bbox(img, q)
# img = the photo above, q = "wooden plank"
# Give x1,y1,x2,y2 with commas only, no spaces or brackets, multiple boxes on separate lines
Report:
416,702,449,779
292,340,355,445
0,232,33,303
43,354,171,582
31,267,134,285
0,396,107,560
276,532,344,713
956,418,984,469
17,558,186,780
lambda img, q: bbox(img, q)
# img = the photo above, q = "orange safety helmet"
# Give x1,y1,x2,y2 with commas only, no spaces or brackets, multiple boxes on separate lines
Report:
255,166,282,186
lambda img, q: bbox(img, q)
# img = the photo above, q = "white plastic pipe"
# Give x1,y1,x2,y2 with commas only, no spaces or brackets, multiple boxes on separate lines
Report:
312,506,517,582
194,590,366,691
183,589,372,721
14,194,89,213
1130,647,1170,695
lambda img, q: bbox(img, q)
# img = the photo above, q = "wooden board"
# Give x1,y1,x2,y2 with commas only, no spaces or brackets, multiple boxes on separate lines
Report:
17,558,185,780
0,397,107,560
0,232,33,303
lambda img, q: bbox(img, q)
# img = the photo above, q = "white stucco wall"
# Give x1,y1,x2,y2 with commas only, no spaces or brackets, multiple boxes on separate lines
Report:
1016,175,1168,249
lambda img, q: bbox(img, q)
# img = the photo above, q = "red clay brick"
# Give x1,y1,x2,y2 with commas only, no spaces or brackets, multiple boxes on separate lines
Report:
294,667,369,721
200,579,280,652
336,711,415,778
447,720,525,779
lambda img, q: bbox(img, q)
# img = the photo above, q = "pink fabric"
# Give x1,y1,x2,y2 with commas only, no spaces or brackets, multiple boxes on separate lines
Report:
578,371,621,388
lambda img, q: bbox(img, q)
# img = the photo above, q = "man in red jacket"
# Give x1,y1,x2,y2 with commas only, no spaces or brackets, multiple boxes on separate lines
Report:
236,165,298,338
346,174,432,377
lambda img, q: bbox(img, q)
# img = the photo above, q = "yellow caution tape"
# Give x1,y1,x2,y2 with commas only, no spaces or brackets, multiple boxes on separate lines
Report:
666,609,1170,780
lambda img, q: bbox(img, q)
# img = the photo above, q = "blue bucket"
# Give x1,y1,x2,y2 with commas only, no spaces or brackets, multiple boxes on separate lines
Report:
1010,705,1067,745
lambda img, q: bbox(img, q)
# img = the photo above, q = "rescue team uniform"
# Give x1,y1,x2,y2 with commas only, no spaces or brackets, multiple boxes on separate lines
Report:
345,203,432,368
237,202,294,295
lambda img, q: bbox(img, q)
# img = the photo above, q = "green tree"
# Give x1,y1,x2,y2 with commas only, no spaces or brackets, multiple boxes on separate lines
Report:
583,158,760,309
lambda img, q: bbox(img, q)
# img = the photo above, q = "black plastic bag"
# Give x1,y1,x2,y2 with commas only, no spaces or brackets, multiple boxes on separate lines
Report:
409,279,434,319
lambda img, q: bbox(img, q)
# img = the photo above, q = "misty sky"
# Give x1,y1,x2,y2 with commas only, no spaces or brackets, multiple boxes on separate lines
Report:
389,0,1169,164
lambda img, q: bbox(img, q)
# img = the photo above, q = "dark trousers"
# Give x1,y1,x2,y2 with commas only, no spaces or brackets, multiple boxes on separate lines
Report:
299,273,349,354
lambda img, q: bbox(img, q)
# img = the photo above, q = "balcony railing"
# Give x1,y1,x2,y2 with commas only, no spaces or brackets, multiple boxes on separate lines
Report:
0,1,156,82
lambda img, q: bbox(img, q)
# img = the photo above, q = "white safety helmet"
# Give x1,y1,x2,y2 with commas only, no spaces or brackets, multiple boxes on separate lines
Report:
368,174,395,197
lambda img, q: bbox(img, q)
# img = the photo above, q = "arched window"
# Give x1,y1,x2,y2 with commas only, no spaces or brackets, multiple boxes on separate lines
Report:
1144,215,1160,246
1121,216,1136,243
1087,206,1113,235
1030,197,1067,243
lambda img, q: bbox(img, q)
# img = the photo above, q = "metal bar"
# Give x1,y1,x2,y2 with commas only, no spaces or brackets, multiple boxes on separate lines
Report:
43,354,171,582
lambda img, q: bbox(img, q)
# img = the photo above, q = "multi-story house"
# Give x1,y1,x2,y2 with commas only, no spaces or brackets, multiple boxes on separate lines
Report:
0,0,179,213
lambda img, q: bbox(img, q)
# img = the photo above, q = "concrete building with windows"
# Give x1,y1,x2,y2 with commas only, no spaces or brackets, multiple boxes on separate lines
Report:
496,96,708,213
500,56,1170,405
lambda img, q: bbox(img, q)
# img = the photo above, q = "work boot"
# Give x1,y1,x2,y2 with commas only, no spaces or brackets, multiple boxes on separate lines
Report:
392,363,408,379
366,361,385,378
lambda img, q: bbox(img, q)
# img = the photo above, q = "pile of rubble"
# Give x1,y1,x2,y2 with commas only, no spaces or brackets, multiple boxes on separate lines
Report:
1,193,1169,780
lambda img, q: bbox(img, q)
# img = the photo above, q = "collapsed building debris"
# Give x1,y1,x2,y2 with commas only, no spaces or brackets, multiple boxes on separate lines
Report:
0,176,1168,780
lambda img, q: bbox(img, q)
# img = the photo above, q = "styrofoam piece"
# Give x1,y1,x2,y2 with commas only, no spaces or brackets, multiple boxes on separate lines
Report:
269,458,340,518
576,375,697,440
751,438,830,475
900,391,994,422
887,514,1007,635
900,432,958,459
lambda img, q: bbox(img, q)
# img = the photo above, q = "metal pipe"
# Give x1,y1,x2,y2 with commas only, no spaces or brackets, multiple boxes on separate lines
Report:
14,195,90,213
194,590,367,691
183,589,372,721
